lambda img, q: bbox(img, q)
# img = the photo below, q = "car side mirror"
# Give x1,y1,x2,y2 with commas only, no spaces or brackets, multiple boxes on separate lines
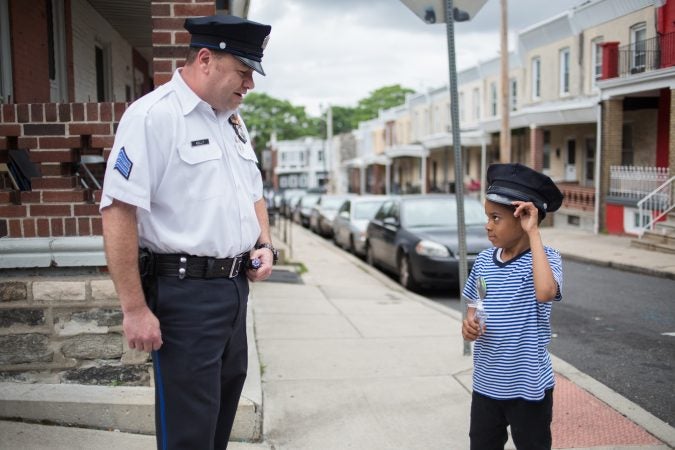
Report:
383,217,399,228
339,211,350,219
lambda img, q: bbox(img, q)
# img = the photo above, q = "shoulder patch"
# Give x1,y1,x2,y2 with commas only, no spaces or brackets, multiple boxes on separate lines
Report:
113,147,133,180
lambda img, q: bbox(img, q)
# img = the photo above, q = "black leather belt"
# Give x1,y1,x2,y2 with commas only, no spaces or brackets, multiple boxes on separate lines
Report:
151,253,248,279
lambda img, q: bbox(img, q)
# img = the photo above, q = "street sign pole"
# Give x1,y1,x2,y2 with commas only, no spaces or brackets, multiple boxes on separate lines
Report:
443,0,471,356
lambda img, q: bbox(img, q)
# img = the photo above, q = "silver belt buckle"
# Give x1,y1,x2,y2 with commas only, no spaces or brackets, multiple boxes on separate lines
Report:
229,256,241,278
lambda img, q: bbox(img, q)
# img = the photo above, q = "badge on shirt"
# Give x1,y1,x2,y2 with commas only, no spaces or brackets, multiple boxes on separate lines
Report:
228,114,247,144
113,147,133,180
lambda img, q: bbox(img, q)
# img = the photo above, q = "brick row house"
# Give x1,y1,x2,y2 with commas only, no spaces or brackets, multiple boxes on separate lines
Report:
339,0,675,235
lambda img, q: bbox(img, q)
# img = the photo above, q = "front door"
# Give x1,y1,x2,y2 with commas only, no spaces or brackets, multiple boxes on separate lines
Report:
565,139,577,182
48,0,67,102
584,137,595,187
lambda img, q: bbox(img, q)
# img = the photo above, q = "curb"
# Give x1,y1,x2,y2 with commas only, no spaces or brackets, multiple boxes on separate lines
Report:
559,252,675,281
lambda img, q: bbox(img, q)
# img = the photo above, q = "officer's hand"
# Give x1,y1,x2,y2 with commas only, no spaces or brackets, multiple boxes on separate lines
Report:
462,316,484,341
247,248,273,282
123,305,162,352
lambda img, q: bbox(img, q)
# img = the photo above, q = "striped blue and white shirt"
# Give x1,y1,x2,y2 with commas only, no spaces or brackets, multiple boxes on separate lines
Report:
462,246,563,401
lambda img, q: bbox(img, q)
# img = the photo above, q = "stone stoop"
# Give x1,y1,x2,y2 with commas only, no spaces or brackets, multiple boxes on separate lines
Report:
0,296,264,443
0,382,261,441
631,212,675,254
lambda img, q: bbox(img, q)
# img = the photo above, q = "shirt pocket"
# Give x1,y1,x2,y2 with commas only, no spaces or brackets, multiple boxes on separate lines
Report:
178,143,221,165
177,143,224,199
236,142,258,163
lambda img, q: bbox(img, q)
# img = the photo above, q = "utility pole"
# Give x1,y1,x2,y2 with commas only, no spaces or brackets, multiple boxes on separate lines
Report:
325,104,333,192
499,0,511,163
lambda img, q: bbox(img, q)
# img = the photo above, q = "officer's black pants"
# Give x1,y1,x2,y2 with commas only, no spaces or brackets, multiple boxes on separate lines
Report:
469,389,553,450
144,273,248,450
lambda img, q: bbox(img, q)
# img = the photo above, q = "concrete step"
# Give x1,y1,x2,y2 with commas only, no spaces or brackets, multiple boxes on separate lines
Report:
642,229,675,245
0,382,261,442
630,238,675,254
654,220,675,235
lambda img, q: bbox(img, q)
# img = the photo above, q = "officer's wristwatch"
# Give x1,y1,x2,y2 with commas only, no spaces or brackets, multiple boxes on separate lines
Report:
255,242,279,264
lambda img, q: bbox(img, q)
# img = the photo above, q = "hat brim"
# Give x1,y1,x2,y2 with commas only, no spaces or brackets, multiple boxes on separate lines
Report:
234,55,265,76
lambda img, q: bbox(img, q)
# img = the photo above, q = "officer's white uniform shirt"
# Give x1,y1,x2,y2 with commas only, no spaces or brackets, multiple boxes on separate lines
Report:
100,69,262,258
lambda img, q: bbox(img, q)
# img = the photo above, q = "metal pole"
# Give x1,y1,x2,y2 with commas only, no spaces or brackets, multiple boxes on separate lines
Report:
445,0,471,356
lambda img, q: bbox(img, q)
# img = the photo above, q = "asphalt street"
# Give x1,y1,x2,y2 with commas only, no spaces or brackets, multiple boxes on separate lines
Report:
426,259,675,427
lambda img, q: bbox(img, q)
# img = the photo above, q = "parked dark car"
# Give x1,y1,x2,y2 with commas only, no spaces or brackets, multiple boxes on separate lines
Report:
293,193,321,227
333,195,388,256
280,189,306,218
365,194,490,291
309,194,355,237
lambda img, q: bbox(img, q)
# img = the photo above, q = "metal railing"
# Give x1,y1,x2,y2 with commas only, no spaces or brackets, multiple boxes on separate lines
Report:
609,166,670,200
618,32,675,77
637,176,674,236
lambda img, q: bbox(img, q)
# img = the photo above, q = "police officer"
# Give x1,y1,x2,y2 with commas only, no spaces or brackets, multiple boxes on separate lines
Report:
100,15,275,449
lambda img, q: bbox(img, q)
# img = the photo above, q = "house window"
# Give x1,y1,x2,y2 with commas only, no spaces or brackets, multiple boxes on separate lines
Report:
543,130,551,171
591,37,603,87
472,88,480,120
490,82,497,117
0,0,11,103
631,23,647,72
510,78,517,111
531,57,541,100
559,48,570,96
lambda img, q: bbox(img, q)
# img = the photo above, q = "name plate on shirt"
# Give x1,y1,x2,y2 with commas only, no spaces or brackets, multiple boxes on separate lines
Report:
191,139,210,147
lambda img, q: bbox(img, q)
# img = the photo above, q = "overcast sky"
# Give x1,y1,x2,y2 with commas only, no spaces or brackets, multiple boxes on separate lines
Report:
247,0,582,115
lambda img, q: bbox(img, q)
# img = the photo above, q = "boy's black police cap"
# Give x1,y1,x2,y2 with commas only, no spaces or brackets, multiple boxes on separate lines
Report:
486,163,564,218
184,15,271,76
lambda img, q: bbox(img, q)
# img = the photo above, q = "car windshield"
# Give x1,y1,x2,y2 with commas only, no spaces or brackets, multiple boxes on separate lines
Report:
301,195,320,207
353,200,385,220
402,198,485,228
321,197,347,210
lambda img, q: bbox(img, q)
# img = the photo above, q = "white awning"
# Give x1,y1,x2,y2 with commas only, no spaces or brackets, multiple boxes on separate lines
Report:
480,97,598,132
422,129,487,148
385,144,428,159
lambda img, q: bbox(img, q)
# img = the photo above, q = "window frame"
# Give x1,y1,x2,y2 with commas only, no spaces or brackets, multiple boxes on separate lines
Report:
559,47,570,96
531,57,541,101
591,36,603,89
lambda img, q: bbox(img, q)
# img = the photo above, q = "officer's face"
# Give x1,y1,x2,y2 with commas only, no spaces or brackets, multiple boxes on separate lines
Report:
208,53,255,111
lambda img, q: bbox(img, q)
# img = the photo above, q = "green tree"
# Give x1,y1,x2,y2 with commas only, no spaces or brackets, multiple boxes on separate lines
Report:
353,84,414,124
240,92,322,152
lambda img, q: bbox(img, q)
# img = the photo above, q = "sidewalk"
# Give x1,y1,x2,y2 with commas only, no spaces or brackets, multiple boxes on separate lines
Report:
253,224,674,449
1,225,673,449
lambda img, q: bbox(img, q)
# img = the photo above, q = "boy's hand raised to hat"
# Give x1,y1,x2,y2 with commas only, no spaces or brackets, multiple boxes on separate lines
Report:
512,201,539,234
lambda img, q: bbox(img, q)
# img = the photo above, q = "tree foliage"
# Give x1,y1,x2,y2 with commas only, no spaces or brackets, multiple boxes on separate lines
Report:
240,84,414,152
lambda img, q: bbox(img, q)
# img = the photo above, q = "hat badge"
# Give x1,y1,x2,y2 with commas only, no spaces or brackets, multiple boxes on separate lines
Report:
219,41,227,50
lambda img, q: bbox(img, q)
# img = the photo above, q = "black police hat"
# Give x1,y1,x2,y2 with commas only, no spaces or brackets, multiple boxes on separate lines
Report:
486,163,564,218
184,15,271,76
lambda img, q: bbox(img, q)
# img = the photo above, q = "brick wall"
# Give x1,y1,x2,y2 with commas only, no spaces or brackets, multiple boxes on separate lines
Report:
0,102,126,238
152,0,217,87
600,98,624,231
0,276,150,385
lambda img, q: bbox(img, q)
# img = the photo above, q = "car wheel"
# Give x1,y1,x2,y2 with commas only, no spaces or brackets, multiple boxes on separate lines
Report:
398,254,419,291
366,243,375,266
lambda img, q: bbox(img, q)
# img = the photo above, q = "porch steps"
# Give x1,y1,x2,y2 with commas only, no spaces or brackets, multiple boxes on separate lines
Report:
631,212,675,254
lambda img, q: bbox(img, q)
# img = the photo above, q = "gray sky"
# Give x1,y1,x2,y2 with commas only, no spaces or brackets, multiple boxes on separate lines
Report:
248,0,582,115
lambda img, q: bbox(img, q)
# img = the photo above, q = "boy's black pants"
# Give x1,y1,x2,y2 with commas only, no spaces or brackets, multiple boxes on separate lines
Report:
144,273,249,450
470,388,553,450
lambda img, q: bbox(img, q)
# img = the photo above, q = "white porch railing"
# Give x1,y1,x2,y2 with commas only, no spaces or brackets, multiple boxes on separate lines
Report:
609,166,671,199
637,176,675,236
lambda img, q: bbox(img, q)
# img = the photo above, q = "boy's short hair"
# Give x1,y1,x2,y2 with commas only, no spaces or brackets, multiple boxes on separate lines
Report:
486,163,563,220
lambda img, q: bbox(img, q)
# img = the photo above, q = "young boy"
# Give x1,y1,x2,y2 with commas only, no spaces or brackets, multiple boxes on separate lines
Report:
462,163,564,450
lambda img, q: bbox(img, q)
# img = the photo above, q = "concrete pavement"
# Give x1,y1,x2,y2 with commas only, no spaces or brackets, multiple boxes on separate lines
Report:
253,224,674,450
1,223,673,449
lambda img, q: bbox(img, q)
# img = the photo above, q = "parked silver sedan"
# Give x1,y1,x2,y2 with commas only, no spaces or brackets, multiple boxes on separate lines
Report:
332,196,388,256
